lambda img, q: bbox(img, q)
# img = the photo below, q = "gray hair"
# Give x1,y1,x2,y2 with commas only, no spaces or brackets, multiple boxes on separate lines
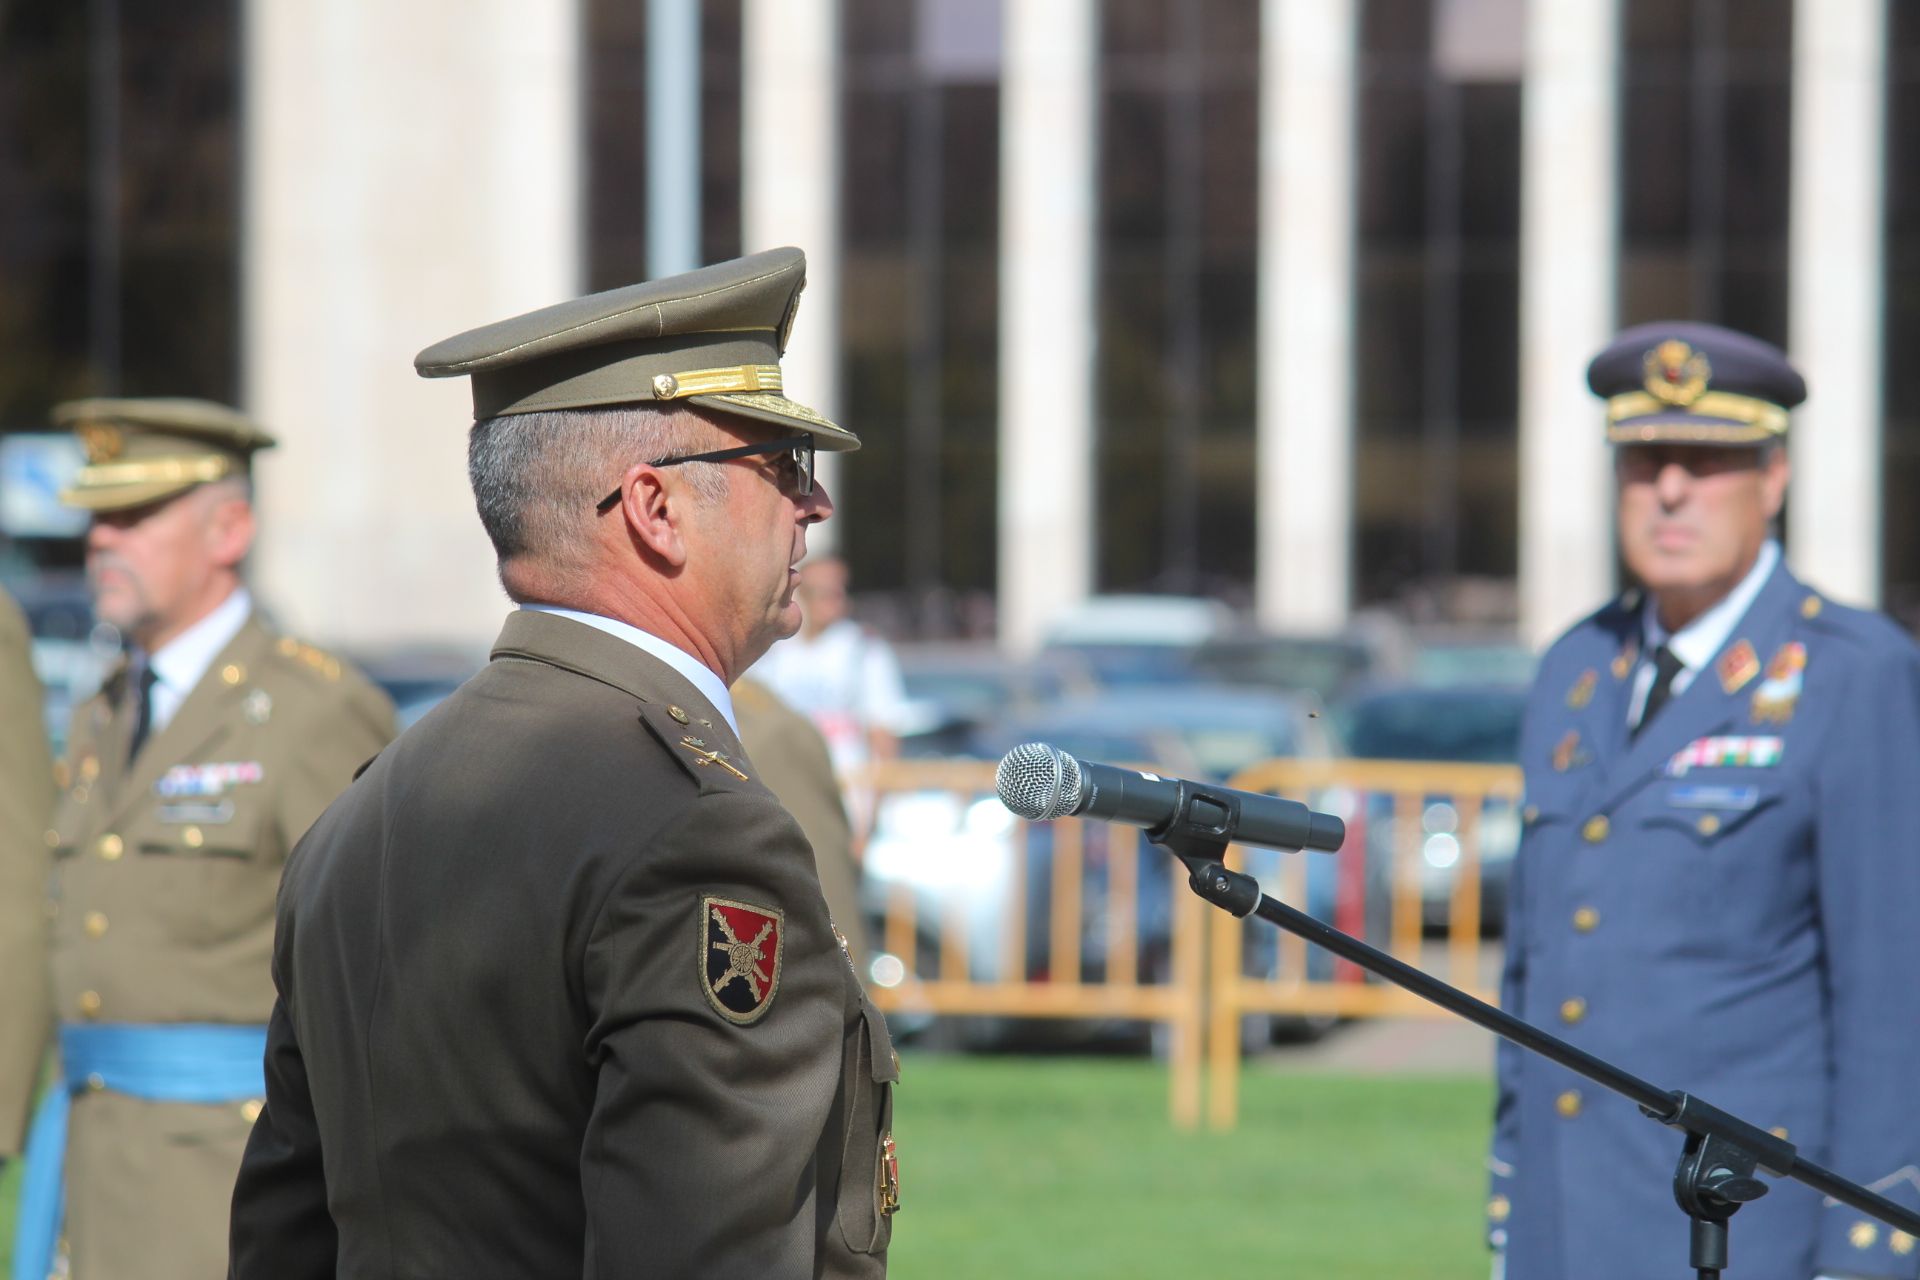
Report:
467,405,726,598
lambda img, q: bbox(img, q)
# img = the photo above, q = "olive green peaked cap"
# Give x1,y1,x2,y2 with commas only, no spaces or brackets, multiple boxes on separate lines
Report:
413,246,858,451
53,397,277,512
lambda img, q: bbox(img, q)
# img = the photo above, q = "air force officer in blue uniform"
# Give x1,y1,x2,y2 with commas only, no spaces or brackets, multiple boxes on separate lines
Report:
1490,322,1920,1280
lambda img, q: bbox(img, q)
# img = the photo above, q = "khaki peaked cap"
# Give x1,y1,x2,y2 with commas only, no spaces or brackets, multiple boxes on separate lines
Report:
54,398,276,512
414,246,859,451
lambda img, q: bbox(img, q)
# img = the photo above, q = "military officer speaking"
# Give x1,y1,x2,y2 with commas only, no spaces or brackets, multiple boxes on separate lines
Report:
229,248,898,1277
1490,323,1920,1280
7,400,395,1280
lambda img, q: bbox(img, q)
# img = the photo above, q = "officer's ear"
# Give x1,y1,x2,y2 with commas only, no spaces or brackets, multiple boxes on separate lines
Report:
1759,442,1790,521
201,481,257,570
613,463,690,569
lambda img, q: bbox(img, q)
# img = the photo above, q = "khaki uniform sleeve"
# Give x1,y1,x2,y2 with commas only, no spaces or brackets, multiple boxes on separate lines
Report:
0,596,54,1155
272,671,394,853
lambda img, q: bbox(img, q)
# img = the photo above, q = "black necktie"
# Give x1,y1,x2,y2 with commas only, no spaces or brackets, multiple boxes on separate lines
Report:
128,662,160,762
1634,644,1685,739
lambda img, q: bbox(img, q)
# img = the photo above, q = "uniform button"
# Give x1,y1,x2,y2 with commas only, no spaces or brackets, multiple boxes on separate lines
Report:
183,826,204,849
278,636,301,657
72,784,90,804
1521,805,1539,825
1555,1090,1582,1118
1695,814,1721,837
43,828,59,848
1850,1221,1879,1250
240,1099,264,1123
1572,906,1599,933
83,911,108,939
77,990,103,1018
1488,1194,1511,1223
668,705,691,724
222,663,246,685
1769,1126,1789,1140
1891,1230,1915,1256
80,755,99,781
97,833,123,860
86,1073,106,1092
1582,815,1609,843
1802,595,1823,619
1559,997,1587,1025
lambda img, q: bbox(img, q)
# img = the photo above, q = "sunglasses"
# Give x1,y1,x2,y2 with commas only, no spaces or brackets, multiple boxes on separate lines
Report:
595,436,816,513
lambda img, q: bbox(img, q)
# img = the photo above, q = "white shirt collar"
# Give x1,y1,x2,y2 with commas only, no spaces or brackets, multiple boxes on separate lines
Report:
1642,539,1781,675
518,605,738,736
142,587,253,734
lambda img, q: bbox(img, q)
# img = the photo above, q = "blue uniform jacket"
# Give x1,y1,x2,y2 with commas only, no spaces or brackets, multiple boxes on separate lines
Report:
1492,560,1920,1280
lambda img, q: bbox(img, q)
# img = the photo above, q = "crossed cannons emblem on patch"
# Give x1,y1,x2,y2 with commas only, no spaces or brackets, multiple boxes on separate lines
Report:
701,897,784,1024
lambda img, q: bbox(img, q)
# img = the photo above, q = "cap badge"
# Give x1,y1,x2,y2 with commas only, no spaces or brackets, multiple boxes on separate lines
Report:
702,896,783,1024
1643,339,1712,407
76,421,124,464
652,373,679,399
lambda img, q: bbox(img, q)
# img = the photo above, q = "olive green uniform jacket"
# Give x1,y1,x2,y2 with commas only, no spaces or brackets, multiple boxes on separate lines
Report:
734,675,871,972
230,610,897,1279
0,589,55,1158
39,608,393,1280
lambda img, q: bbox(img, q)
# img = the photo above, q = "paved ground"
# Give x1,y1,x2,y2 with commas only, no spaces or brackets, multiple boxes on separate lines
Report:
1255,939,1501,1076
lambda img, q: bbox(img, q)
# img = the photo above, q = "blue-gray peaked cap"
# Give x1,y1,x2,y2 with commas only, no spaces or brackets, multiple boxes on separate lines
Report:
1588,320,1806,446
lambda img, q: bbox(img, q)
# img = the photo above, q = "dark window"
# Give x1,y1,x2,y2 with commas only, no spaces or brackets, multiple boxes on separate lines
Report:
1094,0,1260,602
584,0,743,293
1354,0,1524,617
1617,0,1793,343
0,0,241,420
837,0,1002,636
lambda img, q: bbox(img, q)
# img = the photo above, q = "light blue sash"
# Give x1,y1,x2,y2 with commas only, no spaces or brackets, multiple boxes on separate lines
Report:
13,1023,267,1280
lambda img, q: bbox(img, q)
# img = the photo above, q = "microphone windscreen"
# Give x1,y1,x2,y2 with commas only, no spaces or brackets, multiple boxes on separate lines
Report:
995,742,1082,820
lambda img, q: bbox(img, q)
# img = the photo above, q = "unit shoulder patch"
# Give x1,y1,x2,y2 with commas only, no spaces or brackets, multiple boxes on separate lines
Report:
701,896,783,1024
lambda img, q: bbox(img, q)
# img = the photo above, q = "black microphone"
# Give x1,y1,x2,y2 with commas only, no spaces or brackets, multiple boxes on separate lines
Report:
994,742,1345,854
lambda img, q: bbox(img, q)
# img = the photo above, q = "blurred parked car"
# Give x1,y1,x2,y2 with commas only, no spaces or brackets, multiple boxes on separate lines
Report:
1038,594,1238,688
861,683,1342,1047
1335,683,1528,933
893,644,1097,757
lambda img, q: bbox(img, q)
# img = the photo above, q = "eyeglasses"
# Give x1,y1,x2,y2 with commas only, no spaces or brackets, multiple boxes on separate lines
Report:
595,436,815,513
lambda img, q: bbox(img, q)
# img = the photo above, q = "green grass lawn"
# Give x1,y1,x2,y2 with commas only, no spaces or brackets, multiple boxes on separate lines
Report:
889,1055,1493,1279
1,1056,1493,1278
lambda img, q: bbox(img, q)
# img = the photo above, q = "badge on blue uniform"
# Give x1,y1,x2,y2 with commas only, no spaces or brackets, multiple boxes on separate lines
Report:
1752,642,1805,724
1665,736,1783,776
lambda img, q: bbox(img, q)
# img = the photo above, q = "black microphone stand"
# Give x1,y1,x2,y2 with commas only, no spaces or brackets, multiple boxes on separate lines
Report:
1144,819,1920,1280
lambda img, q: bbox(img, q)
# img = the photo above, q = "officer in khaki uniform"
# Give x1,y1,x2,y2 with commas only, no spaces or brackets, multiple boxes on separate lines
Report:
10,400,394,1280
230,248,897,1277
735,674,872,972
0,587,56,1171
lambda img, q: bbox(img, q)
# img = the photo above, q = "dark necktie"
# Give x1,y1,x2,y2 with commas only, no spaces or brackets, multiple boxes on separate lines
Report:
1633,643,1685,739
128,662,160,762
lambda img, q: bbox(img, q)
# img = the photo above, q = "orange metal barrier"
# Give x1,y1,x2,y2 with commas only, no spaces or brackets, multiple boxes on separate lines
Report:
1206,758,1524,1128
854,759,1206,1128
847,757,1521,1132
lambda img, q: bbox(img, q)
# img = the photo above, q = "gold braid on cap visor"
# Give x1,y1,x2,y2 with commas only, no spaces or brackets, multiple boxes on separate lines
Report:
71,455,233,488
1605,390,1789,443
650,363,784,400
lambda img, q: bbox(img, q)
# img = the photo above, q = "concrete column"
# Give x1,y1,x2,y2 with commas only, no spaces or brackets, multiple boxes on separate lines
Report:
1517,0,1620,650
647,0,702,277
741,0,844,548
997,0,1097,654
1255,0,1358,633
1788,0,1886,605
243,0,582,651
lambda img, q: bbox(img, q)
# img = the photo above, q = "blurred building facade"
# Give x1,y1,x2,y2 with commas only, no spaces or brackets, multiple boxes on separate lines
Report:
0,0,1913,653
